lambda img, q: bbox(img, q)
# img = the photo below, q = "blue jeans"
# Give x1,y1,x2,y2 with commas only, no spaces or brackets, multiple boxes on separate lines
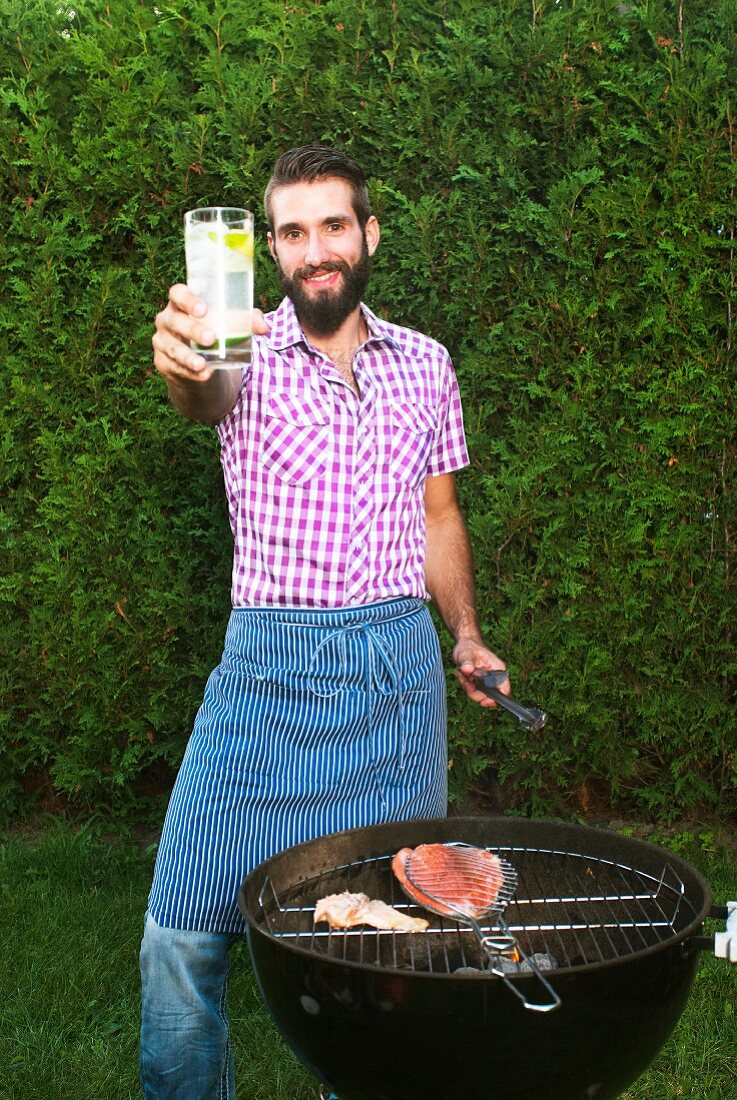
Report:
139,913,236,1099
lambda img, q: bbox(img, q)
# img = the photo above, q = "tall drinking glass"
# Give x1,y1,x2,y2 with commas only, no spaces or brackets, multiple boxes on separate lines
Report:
184,207,254,367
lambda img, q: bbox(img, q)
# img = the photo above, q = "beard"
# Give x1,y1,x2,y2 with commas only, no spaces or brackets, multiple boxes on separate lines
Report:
277,236,372,337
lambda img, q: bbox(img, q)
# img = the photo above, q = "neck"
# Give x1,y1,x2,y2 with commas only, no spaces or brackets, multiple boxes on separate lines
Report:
301,306,367,357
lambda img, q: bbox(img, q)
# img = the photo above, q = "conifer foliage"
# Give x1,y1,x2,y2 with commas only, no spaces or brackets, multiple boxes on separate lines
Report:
2,0,735,823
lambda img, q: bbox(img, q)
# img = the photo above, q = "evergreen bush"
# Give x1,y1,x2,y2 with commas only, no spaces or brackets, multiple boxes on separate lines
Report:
2,0,735,824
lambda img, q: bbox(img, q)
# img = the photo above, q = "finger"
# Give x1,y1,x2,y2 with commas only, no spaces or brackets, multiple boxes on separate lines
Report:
152,330,212,381
473,670,513,699
457,659,502,676
156,282,213,339
169,283,208,318
252,307,270,335
470,667,512,696
456,658,509,685
454,669,502,707
154,305,216,356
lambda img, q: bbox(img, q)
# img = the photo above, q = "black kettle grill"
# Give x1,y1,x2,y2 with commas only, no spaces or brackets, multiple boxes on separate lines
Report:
238,815,736,1100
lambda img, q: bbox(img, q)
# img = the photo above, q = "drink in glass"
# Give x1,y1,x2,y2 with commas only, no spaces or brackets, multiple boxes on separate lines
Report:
184,207,254,367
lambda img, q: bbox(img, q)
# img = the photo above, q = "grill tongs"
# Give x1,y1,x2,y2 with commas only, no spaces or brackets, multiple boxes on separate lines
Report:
472,670,548,731
398,842,561,1013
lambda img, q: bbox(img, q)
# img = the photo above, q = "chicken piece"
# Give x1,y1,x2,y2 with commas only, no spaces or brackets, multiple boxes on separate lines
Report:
362,897,429,932
313,890,429,932
392,843,504,920
314,891,370,928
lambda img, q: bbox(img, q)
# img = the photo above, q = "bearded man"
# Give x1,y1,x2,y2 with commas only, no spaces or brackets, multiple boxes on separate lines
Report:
142,145,509,1099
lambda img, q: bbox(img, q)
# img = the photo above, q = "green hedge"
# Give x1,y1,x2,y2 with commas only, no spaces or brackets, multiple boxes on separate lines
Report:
2,0,736,825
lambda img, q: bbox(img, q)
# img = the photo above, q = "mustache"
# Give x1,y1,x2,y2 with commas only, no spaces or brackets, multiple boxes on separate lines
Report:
296,260,349,280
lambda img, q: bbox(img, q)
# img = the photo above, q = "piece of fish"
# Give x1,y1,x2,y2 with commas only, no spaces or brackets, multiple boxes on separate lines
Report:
392,843,504,920
313,890,429,932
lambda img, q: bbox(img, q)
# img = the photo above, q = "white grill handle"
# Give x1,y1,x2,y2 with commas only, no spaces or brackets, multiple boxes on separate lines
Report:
713,902,737,961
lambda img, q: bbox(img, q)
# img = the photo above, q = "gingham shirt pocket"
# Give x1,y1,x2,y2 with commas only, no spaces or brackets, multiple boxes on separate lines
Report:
389,402,438,489
262,391,329,484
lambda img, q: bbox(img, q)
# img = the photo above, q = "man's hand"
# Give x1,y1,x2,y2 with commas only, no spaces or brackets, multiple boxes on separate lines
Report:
453,637,511,708
152,284,270,385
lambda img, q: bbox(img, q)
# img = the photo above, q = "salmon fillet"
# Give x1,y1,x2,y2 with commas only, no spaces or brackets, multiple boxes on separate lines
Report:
313,891,429,932
392,843,504,920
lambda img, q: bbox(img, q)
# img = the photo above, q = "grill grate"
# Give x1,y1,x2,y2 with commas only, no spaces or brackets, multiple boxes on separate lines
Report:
255,843,698,975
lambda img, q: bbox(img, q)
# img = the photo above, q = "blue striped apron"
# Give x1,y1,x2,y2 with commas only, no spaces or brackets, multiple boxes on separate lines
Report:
147,598,447,933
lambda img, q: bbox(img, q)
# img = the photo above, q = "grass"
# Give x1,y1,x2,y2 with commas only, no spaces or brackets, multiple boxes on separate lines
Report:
1,819,735,1100
0,820,314,1100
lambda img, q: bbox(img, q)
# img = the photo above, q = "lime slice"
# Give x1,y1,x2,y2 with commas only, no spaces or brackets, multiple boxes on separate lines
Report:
224,230,251,250
206,229,253,257
193,335,249,351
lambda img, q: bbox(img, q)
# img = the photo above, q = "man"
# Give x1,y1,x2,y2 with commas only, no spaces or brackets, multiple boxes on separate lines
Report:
143,145,509,1099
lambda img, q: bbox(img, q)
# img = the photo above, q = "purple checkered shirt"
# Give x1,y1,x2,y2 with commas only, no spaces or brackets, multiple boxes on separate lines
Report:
216,297,469,608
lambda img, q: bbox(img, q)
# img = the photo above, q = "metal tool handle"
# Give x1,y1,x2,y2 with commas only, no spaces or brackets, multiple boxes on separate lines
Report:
470,917,562,1013
688,904,737,960
713,901,737,962
472,671,548,732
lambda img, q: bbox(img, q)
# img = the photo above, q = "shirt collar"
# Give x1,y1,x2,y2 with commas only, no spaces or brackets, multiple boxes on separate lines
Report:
267,297,401,353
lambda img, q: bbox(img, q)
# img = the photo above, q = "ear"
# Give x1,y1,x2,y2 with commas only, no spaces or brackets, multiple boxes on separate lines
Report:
267,231,278,262
365,216,380,256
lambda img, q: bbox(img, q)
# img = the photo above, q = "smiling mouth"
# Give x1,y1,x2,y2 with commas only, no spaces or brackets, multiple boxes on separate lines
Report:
300,265,343,287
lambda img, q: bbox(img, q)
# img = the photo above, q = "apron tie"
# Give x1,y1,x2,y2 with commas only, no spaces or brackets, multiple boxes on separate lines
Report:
307,624,406,788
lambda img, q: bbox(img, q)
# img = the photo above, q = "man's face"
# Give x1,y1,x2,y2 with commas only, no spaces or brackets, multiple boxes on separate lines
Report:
267,178,380,337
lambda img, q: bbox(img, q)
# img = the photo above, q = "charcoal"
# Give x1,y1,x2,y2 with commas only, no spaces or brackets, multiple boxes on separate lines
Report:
497,952,559,974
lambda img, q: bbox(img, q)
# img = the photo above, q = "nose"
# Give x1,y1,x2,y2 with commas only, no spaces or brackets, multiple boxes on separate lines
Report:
303,231,330,269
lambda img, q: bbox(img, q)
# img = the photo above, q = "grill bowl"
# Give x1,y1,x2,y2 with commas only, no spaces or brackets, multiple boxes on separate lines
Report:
238,816,711,1100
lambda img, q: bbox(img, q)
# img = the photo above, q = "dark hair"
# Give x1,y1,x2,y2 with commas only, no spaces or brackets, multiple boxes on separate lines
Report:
264,145,371,231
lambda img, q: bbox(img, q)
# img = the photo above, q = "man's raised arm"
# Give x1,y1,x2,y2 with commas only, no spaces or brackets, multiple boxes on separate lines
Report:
152,284,268,425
